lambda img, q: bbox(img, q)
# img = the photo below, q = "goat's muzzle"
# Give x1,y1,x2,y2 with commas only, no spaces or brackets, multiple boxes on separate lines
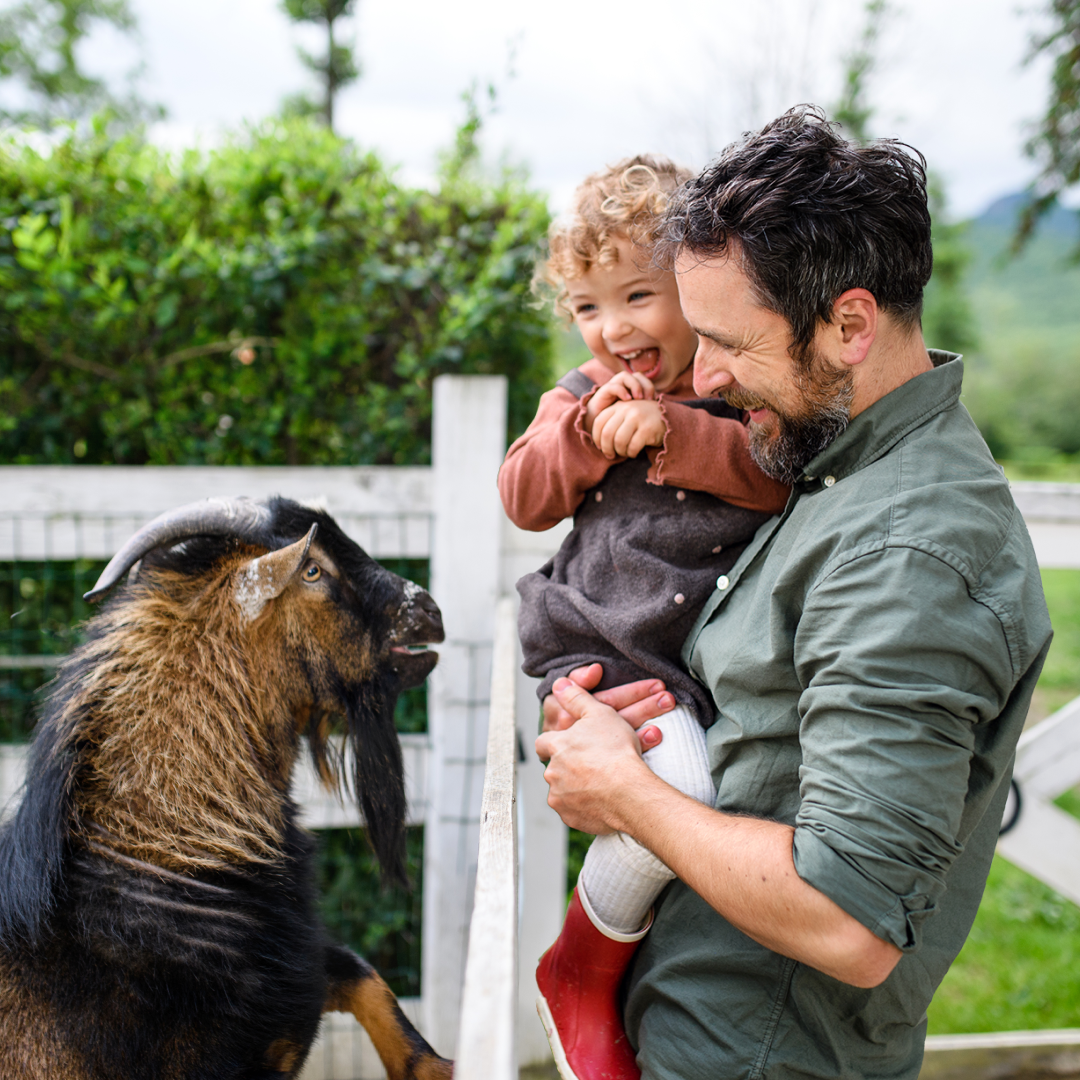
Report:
388,588,443,689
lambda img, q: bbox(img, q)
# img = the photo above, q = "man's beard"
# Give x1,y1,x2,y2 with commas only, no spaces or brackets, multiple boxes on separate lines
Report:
722,347,854,484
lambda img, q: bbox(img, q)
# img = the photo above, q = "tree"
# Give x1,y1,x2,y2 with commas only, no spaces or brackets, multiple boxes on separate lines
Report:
281,0,359,131
830,0,975,353
1015,0,1080,254
833,0,890,143
0,0,159,128
922,178,977,354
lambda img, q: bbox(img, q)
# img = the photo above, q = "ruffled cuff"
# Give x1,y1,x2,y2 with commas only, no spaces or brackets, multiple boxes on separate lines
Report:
573,384,603,449
646,394,675,486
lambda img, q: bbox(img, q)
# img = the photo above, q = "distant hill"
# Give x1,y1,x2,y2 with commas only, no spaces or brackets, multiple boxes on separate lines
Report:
975,192,1080,238
957,191,1080,466
965,194,1080,333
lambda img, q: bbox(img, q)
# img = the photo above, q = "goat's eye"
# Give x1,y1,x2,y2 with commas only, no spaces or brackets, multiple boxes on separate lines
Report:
302,562,321,583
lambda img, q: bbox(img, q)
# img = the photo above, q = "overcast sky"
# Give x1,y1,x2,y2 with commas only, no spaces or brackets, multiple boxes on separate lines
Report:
88,0,1054,220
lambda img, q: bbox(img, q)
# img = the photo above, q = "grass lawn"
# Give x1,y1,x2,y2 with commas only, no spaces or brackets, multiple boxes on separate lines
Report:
926,856,1080,1033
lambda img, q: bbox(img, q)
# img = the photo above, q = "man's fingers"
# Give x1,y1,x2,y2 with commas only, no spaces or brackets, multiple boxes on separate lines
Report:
551,677,599,719
535,731,555,764
618,691,676,729
639,725,663,751
592,678,666,710
567,663,604,690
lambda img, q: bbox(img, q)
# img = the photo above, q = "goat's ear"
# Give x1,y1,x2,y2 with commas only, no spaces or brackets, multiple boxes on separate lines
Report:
234,524,318,622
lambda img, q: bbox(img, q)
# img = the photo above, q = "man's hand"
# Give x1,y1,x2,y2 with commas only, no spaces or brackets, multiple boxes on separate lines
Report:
537,679,903,988
540,662,674,733
583,370,656,429
591,398,667,460
536,678,657,835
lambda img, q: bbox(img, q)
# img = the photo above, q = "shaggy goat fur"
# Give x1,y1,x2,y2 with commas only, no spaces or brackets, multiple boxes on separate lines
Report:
0,498,451,1080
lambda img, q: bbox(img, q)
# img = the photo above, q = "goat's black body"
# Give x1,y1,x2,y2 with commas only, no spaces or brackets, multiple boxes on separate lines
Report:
0,498,449,1080
5,812,325,1078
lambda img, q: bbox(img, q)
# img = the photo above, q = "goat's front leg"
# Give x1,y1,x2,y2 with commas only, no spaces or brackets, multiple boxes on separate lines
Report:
324,945,453,1080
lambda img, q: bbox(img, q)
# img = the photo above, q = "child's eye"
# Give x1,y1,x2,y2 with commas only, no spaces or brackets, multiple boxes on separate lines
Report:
628,291,652,302
573,302,597,316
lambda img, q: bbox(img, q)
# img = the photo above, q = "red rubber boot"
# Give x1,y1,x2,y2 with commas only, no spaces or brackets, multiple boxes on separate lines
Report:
535,884,651,1080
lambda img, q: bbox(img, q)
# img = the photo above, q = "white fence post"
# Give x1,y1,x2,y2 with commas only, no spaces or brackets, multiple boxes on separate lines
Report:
423,375,508,1058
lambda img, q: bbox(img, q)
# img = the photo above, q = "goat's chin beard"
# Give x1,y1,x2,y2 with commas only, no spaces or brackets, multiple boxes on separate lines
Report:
725,349,854,485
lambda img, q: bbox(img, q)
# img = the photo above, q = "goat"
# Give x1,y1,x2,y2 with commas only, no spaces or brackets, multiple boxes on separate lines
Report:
0,496,453,1080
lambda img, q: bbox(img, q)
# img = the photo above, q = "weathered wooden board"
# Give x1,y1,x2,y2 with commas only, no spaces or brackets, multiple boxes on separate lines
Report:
456,597,519,1080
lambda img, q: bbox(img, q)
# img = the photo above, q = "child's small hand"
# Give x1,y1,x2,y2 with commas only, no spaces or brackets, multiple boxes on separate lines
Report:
584,370,656,429
590,398,666,460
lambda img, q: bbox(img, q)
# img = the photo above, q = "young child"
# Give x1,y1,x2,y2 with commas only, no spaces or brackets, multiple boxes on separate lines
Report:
498,156,790,1080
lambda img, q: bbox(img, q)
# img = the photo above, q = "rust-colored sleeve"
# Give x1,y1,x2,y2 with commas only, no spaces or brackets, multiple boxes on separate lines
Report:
498,381,618,532
646,397,790,514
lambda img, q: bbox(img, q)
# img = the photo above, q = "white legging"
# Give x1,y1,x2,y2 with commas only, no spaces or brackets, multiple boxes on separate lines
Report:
578,704,716,934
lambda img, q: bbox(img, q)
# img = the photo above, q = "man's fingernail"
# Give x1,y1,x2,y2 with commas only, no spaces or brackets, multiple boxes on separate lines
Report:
658,694,674,710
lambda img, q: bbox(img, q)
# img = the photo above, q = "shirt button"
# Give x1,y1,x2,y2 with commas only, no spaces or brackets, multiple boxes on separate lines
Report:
716,575,730,590
824,475,836,487
676,490,686,501
595,491,603,502
674,593,685,604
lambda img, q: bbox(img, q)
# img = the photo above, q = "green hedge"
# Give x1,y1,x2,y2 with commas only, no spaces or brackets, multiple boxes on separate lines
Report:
0,118,552,466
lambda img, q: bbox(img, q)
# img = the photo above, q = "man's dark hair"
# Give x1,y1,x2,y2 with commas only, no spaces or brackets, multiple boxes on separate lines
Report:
659,105,933,350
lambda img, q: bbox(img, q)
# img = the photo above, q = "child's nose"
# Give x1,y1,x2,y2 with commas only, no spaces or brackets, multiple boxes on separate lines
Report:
602,314,634,342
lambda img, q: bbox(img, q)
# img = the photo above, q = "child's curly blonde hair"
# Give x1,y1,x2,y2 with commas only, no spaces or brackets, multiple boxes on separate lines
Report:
539,154,693,317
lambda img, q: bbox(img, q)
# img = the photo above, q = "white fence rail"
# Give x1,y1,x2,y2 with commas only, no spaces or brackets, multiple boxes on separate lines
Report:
1,391,1079,1076
455,597,519,1080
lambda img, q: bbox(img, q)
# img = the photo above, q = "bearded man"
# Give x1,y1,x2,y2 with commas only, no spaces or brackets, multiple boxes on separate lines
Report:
536,107,1053,1080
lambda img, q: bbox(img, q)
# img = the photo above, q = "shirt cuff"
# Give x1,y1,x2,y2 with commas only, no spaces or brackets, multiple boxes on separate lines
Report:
792,826,937,952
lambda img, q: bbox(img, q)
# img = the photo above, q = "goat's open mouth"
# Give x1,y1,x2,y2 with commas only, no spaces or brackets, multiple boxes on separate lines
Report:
388,642,439,687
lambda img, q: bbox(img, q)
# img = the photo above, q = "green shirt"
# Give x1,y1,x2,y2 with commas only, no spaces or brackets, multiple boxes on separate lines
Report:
624,353,1052,1080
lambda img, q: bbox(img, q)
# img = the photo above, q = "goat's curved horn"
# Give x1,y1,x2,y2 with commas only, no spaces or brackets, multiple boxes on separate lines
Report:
84,497,273,602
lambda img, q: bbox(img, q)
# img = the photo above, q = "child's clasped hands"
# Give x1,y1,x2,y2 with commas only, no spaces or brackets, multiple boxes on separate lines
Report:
584,371,667,460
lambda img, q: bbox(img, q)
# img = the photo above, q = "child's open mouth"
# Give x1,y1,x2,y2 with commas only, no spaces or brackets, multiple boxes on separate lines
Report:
618,347,663,381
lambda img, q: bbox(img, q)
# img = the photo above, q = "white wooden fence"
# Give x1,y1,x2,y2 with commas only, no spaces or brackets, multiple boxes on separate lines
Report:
1,379,1079,1076
0,375,566,1076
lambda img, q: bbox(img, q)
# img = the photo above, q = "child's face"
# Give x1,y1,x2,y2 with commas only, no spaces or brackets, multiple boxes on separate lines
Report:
565,238,699,393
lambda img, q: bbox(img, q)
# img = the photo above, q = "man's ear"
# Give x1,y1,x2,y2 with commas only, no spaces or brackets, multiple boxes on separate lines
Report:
833,288,878,367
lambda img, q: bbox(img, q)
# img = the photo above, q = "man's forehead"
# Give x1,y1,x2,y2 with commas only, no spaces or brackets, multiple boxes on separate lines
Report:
674,251,754,308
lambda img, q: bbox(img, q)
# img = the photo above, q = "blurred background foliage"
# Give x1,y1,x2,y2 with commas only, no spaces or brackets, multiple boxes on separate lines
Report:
960,195,1080,478
0,110,552,468
317,826,425,997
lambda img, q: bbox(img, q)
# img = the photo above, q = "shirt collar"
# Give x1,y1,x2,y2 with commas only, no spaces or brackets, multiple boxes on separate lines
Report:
798,350,963,484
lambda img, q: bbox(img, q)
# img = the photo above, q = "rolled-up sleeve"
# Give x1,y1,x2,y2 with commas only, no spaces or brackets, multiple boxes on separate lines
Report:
790,543,1013,951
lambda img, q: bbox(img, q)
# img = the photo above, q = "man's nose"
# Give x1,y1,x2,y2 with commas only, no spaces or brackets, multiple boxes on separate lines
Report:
692,343,735,397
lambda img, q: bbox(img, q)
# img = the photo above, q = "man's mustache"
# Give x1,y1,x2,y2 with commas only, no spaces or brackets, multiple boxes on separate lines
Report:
721,384,772,414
